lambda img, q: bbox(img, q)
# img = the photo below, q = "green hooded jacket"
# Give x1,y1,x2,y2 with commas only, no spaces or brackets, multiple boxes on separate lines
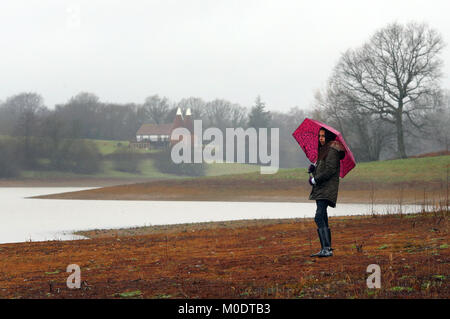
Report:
308,140,345,207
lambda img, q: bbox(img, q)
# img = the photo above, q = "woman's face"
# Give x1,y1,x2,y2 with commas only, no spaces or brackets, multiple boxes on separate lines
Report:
319,130,326,146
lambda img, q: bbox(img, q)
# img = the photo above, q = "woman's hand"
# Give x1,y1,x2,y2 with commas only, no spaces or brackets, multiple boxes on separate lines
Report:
308,164,316,174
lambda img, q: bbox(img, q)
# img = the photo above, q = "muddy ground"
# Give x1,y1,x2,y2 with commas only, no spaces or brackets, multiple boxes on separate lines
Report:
0,211,448,299
33,177,448,206
0,177,168,188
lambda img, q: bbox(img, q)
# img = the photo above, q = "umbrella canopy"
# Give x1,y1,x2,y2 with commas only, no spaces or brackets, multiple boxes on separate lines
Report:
292,118,356,178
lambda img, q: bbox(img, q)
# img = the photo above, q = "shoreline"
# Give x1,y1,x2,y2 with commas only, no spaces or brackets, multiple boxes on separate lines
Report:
0,177,172,187
72,211,421,240
30,184,446,206
30,195,432,205
0,206,430,245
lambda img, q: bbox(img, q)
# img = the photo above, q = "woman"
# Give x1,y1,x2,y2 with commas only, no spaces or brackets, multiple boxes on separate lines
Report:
308,127,346,257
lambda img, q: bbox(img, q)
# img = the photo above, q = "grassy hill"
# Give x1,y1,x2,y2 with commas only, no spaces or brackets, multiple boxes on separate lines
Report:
196,154,450,185
0,136,260,180
2,134,449,184
19,159,261,180
86,138,161,155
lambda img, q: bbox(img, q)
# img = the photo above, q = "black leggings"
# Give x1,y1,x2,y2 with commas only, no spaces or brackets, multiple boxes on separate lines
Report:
314,199,329,228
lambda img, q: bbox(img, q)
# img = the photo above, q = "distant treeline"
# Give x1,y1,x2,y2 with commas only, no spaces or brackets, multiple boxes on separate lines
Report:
0,136,101,177
0,135,207,178
0,87,449,178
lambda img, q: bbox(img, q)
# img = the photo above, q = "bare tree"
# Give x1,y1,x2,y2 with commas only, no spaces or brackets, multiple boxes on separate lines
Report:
2,92,46,166
55,92,102,138
288,106,308,126
229,103,248,128
177,97,207,120
423,89,450,152
315,79,396,161
204,99,247,130
272,107,312,168
1,93,45,135
332,22,445,158
313,88,348,136
143,94,170,124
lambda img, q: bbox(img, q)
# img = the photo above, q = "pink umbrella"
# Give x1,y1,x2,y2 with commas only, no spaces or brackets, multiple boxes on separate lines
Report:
292,118,356,178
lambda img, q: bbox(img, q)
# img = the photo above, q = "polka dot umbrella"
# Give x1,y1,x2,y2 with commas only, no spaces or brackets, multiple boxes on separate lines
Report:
292,117,356,178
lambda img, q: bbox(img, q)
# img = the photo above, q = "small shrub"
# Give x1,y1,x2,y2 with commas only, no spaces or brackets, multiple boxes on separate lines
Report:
0,140,20,177
153,147,206,176
111,148,142,173
50,139,101,174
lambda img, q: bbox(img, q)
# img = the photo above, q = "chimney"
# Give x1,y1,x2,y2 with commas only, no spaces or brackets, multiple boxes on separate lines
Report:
171,107,186,145
183,107,193,134
173,107,184,127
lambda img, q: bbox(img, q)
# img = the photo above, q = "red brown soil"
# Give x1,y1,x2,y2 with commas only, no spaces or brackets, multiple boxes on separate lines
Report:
410,150,450,158
0,211,448,299
0,177,169,187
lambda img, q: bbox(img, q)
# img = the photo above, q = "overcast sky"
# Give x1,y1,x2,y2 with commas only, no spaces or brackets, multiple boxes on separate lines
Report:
0,0,449,112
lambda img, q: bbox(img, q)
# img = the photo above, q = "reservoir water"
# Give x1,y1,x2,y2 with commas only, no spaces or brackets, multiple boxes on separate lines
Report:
0,187,425,244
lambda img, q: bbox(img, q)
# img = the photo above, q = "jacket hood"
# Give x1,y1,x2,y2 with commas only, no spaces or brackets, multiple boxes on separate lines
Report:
328,140,345,152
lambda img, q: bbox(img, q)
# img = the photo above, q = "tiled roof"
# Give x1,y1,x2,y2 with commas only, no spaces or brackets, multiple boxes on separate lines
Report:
136,123,173,135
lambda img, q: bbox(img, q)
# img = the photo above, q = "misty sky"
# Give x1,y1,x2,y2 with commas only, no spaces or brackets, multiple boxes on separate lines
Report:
1,0,449,112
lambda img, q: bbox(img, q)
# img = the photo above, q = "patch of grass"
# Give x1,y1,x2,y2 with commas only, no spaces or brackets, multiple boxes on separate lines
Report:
21,153,260,181
439,244,449,249
85,138,131,155
295,291,305,298
421,281,431,289
115,290,142,298
44,270,61,275
389,286,414,292
205,162,260,176
378,244,388,250
367,290,378,296
341,155,450,183
197,154,450,185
